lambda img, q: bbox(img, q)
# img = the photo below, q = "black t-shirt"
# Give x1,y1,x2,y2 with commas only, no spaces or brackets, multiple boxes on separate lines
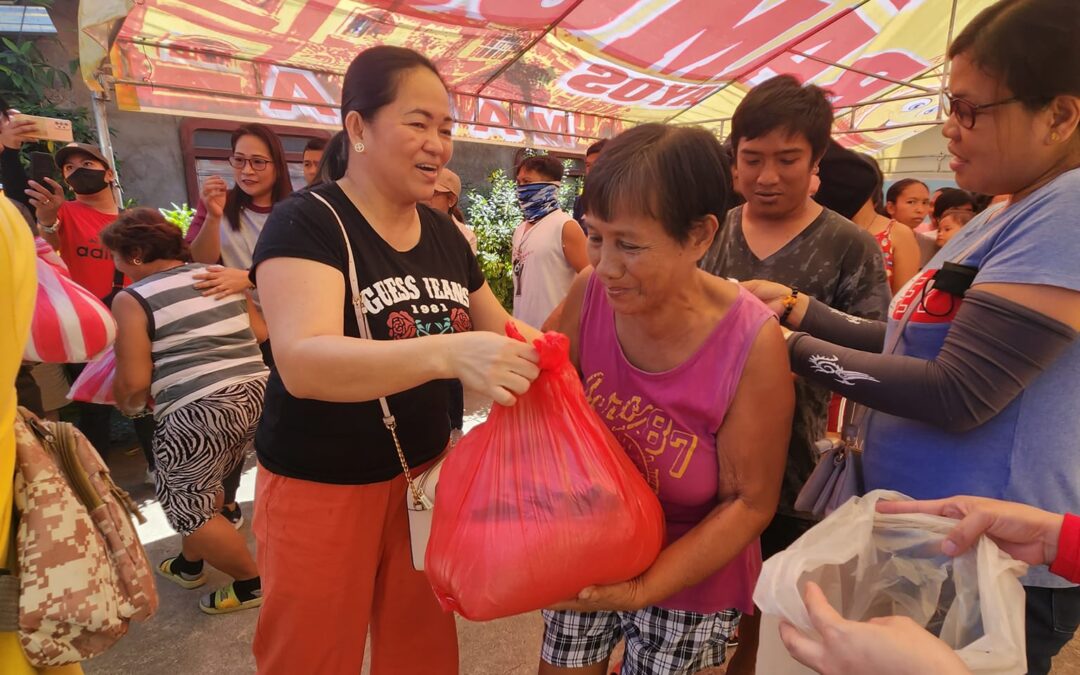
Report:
700,206,891,515
250,182,485,484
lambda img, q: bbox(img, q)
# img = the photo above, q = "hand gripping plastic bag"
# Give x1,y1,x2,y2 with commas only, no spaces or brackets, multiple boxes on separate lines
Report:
753,490,1028,675
68,346,117,405
425,325,666,621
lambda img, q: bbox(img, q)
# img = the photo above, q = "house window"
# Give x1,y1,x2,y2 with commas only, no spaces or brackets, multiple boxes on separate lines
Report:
179,119,329,205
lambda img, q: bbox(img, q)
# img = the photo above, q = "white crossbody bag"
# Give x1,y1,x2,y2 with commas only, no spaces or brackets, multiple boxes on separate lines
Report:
311,192,447,571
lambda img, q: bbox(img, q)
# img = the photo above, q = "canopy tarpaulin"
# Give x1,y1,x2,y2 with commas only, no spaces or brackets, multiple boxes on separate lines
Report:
80,0,988,154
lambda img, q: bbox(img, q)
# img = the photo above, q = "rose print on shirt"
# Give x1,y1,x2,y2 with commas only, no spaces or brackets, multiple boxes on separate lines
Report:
387,310,417,339
450,307,472,333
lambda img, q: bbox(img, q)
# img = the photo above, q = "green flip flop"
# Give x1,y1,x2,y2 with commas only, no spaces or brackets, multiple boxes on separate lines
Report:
199,582,263,615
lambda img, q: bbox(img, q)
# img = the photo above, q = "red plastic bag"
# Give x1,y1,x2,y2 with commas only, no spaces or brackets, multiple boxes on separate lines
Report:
68,346,116,405
425,324,666,621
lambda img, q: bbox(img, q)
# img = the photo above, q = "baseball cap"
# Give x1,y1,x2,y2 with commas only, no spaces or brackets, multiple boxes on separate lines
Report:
434,167,461,198
54,143,111,171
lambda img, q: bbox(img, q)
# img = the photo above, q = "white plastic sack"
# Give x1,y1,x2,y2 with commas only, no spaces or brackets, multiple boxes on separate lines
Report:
754,490,1028,675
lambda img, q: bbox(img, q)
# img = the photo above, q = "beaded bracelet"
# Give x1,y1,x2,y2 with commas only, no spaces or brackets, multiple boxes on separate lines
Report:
779,288,800,325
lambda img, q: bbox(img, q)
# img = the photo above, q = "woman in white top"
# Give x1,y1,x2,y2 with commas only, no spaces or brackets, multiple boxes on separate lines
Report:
188,123,294,298
187,122,292,527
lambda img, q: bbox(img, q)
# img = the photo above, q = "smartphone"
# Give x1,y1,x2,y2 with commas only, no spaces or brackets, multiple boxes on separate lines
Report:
29,151,55,186
16,114,74,143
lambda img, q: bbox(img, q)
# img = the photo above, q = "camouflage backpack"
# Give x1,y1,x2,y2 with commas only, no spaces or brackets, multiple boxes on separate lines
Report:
0,408,158,667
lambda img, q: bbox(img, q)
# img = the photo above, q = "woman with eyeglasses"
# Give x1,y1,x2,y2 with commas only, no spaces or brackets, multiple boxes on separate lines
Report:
187,122,292,529
744,0,1080,671
188,123,293,300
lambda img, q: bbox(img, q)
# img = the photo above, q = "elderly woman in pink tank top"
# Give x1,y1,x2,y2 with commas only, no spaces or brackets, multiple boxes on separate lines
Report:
539,124,794,675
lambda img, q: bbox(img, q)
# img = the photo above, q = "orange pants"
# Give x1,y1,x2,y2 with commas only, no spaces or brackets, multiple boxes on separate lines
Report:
252,463,458,674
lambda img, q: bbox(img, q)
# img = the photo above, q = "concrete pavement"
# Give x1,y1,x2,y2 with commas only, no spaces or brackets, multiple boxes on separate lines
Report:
79,400,1080,675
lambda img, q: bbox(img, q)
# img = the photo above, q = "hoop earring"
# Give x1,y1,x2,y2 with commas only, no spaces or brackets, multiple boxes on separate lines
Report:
354,141,365,153
132,258,143,266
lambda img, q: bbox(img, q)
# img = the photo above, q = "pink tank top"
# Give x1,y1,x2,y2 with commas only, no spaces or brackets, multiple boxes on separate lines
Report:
579,277,773,614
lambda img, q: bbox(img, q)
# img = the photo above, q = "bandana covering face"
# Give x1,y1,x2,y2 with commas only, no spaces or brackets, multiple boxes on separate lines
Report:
516,182,560,223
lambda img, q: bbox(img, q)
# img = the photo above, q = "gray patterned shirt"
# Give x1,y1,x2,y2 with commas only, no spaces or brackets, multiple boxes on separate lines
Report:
701,206,890,516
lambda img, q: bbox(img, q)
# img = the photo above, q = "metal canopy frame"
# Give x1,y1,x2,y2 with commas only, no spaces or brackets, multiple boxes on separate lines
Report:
89,0,965,157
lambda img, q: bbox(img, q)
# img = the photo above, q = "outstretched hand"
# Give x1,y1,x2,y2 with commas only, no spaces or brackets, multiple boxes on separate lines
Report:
779,582,970,675
877,495,1063,566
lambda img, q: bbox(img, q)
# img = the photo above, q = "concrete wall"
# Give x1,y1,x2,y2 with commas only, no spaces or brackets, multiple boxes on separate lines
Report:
879,126,954,182
449,142,519,195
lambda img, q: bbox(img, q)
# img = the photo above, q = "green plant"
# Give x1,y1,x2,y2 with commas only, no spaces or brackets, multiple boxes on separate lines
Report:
160,202,196,235
465,169,522,311
0,37,93,147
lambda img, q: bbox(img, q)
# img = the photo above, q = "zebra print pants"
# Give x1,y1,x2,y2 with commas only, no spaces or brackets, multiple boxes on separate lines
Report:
153,377,267,535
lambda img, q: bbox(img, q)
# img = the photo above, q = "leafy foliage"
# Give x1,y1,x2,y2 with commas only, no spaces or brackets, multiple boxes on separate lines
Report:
465,169,521,311
159,202,196,235
0,36,94,177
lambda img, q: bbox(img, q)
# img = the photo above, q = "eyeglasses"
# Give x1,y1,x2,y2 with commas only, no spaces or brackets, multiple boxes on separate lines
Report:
227,154,271,171
941,92,1021,130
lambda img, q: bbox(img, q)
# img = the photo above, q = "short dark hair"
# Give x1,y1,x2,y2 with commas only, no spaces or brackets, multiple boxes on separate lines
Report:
949,0,1080,116
814,142,878,219
856,153,886,214
304,137,327,153
224,123,293,231
101,208,190,263
583,123,732,245
515,154,563,182
933,187,976,220
341,46,445,124
585,139,608,157
731,74,834,162
885,178,929,205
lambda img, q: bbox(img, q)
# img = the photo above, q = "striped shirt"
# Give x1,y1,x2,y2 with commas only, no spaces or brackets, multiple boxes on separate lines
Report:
124,263,268,419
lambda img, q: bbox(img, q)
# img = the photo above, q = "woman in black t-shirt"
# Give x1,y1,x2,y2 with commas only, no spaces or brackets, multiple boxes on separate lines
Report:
249,48,541,674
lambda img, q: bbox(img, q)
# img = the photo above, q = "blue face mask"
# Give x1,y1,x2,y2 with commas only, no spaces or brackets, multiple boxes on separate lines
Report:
516,182,560,223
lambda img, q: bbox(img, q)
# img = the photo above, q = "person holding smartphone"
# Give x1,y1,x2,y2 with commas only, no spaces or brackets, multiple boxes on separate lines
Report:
0,109,158,477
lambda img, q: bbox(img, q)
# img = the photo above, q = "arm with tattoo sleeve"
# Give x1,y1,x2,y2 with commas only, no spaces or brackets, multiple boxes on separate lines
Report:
788,290,1077,432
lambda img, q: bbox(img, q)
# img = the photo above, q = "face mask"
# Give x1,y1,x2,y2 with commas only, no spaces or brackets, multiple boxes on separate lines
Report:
66,167,109,195
516,182,560,223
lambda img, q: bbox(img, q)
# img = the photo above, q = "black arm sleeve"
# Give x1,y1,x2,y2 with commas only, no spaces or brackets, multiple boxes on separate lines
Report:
788,289,1078,432
1,147,30,211
799,296,887,353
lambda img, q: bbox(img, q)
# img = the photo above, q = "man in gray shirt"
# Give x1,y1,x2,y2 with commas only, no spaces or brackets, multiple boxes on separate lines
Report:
700,74,889,675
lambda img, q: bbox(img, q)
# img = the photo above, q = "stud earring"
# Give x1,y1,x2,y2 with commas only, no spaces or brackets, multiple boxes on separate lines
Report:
132,258,143,266
354,141,365,153
1050,132,1061,143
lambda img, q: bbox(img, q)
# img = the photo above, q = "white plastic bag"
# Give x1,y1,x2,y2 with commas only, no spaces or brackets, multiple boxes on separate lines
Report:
754,490,1028,675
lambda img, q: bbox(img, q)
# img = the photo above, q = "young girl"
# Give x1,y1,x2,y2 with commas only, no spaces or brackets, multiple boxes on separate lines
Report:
541,123,792,675
935,207,974,249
